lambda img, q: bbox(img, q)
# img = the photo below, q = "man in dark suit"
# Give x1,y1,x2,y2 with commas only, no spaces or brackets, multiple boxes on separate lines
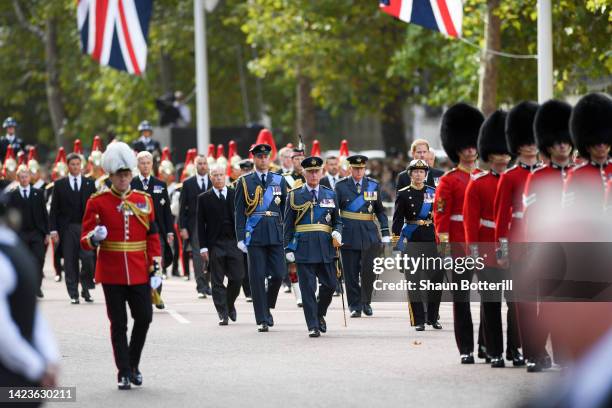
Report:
179,154,212,298
131,151,174,310
6,165,50,298
319,155,341,190
0,117,25,163
49,153,96,304
198,166,244,325
131,121,162,157
396,139,445,190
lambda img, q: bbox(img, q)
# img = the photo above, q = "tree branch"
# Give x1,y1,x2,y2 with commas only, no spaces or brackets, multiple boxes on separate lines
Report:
12,0,45,40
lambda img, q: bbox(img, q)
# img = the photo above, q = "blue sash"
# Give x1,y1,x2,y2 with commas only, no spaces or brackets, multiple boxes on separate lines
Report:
346,180,378,212
287,190,331,251
396,186,434,251
245,173,281,246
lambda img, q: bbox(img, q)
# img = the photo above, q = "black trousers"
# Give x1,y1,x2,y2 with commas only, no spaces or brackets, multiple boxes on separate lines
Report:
102,283,152,378
246,244,286,325
61,223,94,299
209,240,245,318
241,253,251,297
451,268,485,355
403,243,443,326
297,263,336,331
21,231,46,290
341,243,380,312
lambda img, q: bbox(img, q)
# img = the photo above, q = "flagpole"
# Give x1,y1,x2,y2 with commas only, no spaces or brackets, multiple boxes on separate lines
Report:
537,0,553,103
194,0,210,153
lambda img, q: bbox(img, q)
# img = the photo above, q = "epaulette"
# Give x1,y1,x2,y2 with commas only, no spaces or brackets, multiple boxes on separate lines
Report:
532,166,547,174
572,162,589,171
472,171,489,180
504,164,519,174
45,182,55,190
443,168,458,176
288,184,303,192
320,184,332,191
89,190,110,199
133,190,152,198
366,176,378,183
335,177,349,185
398,185,411,192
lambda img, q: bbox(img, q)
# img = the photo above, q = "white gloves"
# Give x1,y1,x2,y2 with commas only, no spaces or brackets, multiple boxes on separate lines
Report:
381,236,391,244
92,225,108,243
150,276,162,289
285,252,295,263
331,231,342,245
237,241,248,253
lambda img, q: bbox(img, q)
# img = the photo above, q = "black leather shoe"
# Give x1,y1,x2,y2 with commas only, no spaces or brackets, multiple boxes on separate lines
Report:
526,360,543,373
37,289,44,298
82,291,93,303
70,298,80,305
155,302,165,310
415,324,425,331
428,321,442,330
540,354,552,369
319,316,327,333
491,357,505,368
350,310,361,318
478,346,491,363
258,323,269,332
228,307,237,322
118,375,131,390
204,287,212,296
308,329,321,338
363,304,373,316
461,354,475,364
219,317,229,326
130,369,143,386
506,349,526,366
267,313,274,327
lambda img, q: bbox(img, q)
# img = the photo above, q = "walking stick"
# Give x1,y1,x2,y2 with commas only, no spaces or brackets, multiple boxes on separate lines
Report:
335,247,347,327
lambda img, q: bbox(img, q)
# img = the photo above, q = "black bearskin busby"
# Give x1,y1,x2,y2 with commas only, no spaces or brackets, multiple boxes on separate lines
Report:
440,103,484,164
534,99,573,158
478,109,509,163
569,92,612,158
505,101,539,155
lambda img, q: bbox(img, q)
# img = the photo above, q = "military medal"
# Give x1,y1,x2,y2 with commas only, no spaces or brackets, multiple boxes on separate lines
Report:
274,196,281,205
325,213,331,223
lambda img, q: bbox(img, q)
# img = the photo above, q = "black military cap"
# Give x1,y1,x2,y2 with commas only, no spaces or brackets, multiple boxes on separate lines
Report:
407,159,429,171
301,156,323,170
250,143,272,156
347,154,368,168
239,159,254,170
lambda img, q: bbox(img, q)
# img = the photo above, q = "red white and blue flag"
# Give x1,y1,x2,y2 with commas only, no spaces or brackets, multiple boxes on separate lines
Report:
77,0,153,75
379,0,463,38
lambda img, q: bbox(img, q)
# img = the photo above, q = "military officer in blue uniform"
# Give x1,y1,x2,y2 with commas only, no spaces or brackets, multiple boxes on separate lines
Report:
284,156,342,337
131,120,162,157
234,143,288,332
335,154,390,317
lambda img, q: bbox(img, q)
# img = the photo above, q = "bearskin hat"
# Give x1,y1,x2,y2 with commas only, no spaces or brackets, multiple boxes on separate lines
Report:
569,92,612,158
440,103,484,164
478,110,509,163
505,101,539,155
534,100,573,158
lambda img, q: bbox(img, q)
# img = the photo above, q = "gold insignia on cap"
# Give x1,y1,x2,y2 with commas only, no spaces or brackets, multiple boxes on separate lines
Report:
356,158,362,163
311,159,317,165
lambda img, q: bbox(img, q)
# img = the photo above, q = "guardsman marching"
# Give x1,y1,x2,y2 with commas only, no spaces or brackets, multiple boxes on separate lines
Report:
493,101,544,371
521,99,575,373
234,143,289,332
433,103,485,364
392,159,443,331
335,154,390,318
80,142,162,390
463,110,523,368
284,156,342,337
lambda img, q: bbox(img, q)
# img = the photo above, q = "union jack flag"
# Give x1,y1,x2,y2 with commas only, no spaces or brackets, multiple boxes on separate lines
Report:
77,0,153,75
379,0,463,38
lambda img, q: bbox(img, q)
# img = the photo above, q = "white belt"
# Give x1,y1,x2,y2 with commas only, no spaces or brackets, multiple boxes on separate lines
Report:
479,219,496,229
450,214,463,222
512,212,524,219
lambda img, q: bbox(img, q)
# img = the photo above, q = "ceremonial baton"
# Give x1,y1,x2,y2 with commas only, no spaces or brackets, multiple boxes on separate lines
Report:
334,246,347,327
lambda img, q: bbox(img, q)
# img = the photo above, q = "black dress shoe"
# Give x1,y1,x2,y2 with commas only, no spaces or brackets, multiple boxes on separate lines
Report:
526,360,543,373
117,375,131,390
245,296,253,303
130,369,143,386
540,354,552,369
363,304,373,316
204,287,212,296
155,302,165,310
219,317,229,326
308,329,321,338
70,298,80,304
37,289,44,299
258,323,269,332
228,307,237,322
415,324,425,331
350,310,361,318
267,313,274,327
461,353,474,364
461,354,475,364
506,349,526,366
319,316,327,333
491,357,505,368
428,321,442,330
82,292,93,303
478,346,491,363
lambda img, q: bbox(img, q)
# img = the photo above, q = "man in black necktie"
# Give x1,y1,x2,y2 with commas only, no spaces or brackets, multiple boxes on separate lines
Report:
49,153,96,304
6,165,50,298
198,166,244,325
179,154,212,298
320,155,341,190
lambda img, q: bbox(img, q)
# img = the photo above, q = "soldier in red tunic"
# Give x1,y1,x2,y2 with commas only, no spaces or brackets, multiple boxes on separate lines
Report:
80,142,161,390
522,99,575,373
463,109,523,368
433,103,485,364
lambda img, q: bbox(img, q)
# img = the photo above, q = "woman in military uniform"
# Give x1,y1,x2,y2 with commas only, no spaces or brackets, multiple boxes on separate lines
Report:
392,159,443,331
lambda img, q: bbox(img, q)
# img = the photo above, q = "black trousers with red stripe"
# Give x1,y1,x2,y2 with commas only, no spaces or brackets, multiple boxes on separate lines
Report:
102,283,152,379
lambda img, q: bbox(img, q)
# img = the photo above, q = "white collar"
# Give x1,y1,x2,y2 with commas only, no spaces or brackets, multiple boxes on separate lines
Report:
213,186,227,196
20,185,30,192
140,174,151,182
70,174,82,181
255,170,268,179
306,184,319,193
139,136,151,143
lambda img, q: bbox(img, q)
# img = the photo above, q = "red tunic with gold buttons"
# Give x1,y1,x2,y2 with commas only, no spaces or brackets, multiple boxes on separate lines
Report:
434,165,481,253
462,171,500,267
563,160,612,211
493,162,540,244
80,187,161,285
